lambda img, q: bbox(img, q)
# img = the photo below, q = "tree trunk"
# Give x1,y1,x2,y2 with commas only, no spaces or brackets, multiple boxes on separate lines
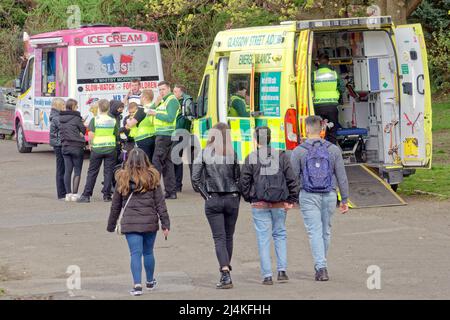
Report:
375,0,422,25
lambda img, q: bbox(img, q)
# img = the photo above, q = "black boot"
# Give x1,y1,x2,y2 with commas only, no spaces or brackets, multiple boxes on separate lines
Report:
216,269,233,289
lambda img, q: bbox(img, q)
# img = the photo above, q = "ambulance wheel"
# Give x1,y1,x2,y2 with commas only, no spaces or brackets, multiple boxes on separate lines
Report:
390,184,398,192
16,123,32,153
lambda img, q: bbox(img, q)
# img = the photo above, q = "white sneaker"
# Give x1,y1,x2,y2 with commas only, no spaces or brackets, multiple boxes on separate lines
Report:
65,194,73,202
70,194,80,202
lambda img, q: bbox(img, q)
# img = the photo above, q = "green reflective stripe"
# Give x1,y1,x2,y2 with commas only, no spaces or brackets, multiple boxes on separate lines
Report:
92,115,116,149
314,98,340,103
233,140,242,161
313,67,339,104
270,141,286,149
239,119,252,142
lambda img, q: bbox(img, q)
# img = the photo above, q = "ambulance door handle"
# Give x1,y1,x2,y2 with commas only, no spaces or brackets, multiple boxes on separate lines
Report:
416,74,424,95
251,111,264,117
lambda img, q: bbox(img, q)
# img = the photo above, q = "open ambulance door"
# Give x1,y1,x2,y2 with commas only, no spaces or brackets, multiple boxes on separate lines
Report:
295,29,313,140
394,24,432,168
227,51,256,161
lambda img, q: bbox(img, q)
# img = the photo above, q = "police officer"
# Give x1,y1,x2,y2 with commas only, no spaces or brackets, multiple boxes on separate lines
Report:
228,82,250,117
148,81,180,199
78,99,117,203
312,53,345,145
125,90,156,162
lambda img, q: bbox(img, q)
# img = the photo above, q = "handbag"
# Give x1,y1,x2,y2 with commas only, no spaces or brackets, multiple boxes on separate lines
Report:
115,192,133,235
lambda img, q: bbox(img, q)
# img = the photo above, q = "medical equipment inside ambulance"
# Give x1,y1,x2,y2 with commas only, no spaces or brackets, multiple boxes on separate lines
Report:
312,31,399,166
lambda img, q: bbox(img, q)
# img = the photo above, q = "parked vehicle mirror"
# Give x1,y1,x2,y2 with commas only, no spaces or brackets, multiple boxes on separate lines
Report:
194,100,201,119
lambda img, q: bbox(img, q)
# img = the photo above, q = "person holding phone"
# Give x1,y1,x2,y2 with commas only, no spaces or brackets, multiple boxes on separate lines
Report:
107,148,170,296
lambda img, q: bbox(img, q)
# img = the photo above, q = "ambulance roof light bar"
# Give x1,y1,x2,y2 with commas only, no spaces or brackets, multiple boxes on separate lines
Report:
296,16,392,30
29,37,63,47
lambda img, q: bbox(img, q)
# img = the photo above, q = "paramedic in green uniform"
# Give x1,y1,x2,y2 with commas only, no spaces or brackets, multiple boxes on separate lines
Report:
229,82,250,117
78,99,117,203
312,53,345,145
148,81,180,199
125,90,156,162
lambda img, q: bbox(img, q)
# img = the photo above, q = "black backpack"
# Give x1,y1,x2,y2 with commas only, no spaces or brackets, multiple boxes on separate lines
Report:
254,150,289,203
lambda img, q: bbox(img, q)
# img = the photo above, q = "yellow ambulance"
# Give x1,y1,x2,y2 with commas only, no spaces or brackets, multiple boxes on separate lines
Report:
191,16,432,203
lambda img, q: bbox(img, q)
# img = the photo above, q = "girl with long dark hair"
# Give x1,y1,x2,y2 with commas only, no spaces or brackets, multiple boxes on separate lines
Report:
191,122,240,289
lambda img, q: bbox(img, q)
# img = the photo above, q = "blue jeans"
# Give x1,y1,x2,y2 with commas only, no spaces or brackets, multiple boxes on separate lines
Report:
125,232,157,285
251,208,287,278
299,190,337,271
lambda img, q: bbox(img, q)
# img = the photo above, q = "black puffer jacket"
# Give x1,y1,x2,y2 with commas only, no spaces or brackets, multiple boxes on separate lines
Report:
49,108,62,147
191,147,240,194
107,183,170,234
240,147,299,203
59,110,86,149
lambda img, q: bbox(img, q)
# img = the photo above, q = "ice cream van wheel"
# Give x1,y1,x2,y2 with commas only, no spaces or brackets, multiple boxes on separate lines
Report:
16,123,32,153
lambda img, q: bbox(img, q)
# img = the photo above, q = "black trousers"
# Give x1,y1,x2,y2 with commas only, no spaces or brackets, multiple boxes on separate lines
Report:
314,104,339,145
82,150,116,197
152,135,176,195
173,135,194,191
136,136,155,164
54,146,66,199
62,146,84,194
205,193,240,269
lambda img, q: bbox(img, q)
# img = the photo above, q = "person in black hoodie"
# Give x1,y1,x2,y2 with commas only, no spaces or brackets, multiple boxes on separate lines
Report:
109,99,124,158
59,99,86,201
107,148,170,296
49,98,66,200
240,126,299,285
191,122,240,289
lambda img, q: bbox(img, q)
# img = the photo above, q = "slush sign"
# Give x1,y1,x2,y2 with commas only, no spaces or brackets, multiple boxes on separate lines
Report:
83,33,148,45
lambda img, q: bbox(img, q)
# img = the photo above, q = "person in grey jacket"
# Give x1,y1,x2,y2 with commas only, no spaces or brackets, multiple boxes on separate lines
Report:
191,122,240,290
290,115,349,282
49,98,66,200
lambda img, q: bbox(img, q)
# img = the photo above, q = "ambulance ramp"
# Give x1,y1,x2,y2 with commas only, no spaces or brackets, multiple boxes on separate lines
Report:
345,164,406,209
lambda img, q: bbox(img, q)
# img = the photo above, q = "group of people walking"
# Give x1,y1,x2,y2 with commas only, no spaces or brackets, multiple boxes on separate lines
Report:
191,117,348,290
49,79,349,296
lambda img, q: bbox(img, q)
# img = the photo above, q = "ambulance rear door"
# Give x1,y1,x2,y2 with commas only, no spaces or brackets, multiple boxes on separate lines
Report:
394,24,432,168
295,29,312,140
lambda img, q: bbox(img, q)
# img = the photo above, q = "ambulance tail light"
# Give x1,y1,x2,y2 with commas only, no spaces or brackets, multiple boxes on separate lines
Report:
285,108,299,150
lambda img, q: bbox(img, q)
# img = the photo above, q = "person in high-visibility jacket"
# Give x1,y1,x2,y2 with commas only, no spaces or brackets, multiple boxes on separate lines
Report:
228,82,250,117
312,53,345,145
125,89,156,162
78,99,117,203
148,81,181,199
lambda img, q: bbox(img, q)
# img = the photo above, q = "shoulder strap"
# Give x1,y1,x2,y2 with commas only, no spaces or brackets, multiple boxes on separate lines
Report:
120,192,133,216
300,143,312,151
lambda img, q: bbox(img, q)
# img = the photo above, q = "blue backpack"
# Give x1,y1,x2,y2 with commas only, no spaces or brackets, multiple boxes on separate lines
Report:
300,140,333,193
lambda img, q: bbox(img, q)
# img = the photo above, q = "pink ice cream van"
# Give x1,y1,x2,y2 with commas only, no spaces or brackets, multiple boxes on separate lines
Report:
14,25,164,153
